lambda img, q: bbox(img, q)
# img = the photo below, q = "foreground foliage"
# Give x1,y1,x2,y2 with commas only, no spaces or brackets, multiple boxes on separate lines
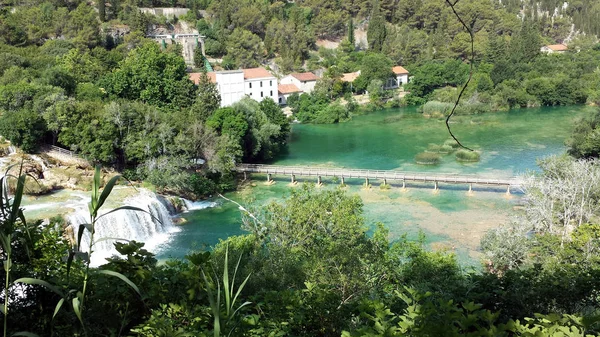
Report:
1,174,600,336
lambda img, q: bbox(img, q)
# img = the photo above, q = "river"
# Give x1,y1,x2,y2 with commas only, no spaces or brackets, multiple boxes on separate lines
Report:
154,105,595,265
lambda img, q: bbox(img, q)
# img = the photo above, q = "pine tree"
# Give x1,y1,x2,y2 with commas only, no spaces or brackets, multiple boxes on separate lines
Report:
367,0,386,52
348,18,355,45
98,0,105,22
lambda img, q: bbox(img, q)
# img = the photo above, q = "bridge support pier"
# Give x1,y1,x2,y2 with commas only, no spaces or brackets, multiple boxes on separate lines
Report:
365,177,369,186
317,176,322,185
402,179,406,189
434,181,438,191
243,171,247,181
506,185,510,195
341,176,345,185
468,183,472,193
291,174,296,184
383,178,387,185
267,173,272,183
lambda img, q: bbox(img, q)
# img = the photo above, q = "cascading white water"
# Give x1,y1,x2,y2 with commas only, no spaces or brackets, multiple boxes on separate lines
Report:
66,189,180,266
182,198,218,212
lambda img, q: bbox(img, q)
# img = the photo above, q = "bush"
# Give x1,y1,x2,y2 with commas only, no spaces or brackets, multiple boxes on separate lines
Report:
426,144,441,153
415,152,441,165
444,139,460,149
455,149,481,162
421,100,453,117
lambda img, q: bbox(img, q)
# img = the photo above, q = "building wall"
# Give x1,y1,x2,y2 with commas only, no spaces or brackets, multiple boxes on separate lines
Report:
216,71,245,107
280,75,316,93
244,77,278,103
397,74,409,85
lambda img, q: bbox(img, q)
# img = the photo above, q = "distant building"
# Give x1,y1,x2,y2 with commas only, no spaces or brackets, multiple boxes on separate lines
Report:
386,66,410,89
189,67,278,107
541,44,568,54
278,84,302,105
341,66,410,90
280,72,320,93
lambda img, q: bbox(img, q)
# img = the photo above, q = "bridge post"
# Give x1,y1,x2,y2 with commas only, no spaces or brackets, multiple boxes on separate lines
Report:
402,179,406,189
267,173,272,183
341,176,345,185
317,176,322,185
291,174,296,184
365,177,369,186
243,171,247,181
468,183,472,192
506,185,510,194
383,178,387,185
434,181,438,190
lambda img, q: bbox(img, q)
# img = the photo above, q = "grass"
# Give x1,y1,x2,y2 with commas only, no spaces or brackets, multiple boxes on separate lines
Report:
455,149,481,162
415,152,441,165
444,139,461,149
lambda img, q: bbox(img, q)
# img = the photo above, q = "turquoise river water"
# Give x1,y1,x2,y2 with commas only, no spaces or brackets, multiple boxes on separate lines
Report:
155,105,595,265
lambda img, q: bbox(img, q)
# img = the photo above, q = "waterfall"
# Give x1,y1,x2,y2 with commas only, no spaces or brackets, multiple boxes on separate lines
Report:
182,198,218,212
66,189,180,266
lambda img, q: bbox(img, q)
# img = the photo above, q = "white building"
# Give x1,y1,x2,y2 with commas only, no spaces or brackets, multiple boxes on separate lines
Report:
189,67,278,107
541,44,568,54
280,72,319,93
385,66,410,89
243,68,278,103
278,84,302,105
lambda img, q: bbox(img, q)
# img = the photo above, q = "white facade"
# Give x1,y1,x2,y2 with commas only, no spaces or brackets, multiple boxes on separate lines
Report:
280,74,318,93
215,71,245,107
244,77,277,103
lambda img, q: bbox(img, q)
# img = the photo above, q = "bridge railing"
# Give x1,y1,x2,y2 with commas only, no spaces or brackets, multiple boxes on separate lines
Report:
236,164,521,185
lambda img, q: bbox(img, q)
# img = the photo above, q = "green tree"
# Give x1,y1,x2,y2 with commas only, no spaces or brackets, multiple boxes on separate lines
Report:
189,71,221,122
226,28,264,68
367,0,387,52
104,43,195,108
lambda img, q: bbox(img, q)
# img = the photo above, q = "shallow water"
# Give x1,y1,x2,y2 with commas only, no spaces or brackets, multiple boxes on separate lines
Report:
156,105,594,265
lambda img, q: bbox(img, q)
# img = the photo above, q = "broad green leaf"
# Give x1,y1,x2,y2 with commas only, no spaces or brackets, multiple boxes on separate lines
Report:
97,270,141,297
53,298,65,319
9,174,26,224
12,332,40,337
93,237,130,246
14,278,64,297
72,297,83,326
95,174,122,213
77,224,86,249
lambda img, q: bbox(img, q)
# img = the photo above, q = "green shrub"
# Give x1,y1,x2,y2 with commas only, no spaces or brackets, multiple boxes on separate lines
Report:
421,101,453,117
427,143,441,153
455,149,481,162
415,152,441,165
444,139,461,149
439,144,454,154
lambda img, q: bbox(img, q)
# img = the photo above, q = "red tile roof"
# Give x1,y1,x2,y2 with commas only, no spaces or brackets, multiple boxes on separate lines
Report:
290,72,319,82
341,71,360,82
278,84,302,95
392,66,409,75
242,67,273,79
189,72,216,84
545,44,568,51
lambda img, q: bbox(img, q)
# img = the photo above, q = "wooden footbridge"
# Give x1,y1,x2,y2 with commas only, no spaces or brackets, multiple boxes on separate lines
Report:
236,164,522,192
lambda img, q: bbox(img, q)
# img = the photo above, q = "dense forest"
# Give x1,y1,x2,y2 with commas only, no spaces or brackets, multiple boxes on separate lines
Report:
2,0,600,335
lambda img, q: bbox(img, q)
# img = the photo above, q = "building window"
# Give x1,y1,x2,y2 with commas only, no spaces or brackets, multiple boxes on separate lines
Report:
279,97,282,103
261,92,263,98
249,83,252,89
270,90,273,96
260,81,263,87
249,92,252,96
270,80,272,86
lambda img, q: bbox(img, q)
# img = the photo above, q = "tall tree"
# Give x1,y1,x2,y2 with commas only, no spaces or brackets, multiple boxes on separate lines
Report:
367,0,386,52
348,18,355,45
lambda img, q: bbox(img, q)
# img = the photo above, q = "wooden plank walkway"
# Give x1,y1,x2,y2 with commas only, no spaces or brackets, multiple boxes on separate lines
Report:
236,164,521,187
